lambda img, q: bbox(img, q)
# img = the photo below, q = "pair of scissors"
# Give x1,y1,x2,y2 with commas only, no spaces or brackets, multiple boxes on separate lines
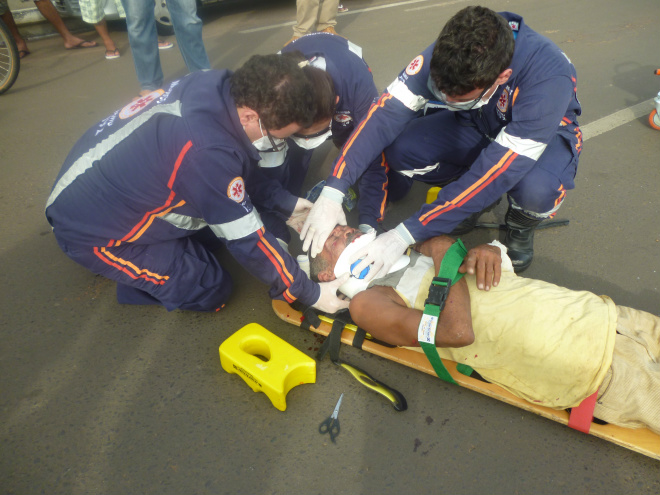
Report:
319,393,343,443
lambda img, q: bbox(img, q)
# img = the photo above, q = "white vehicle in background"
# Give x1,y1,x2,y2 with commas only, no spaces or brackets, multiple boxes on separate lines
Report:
8,0,175,36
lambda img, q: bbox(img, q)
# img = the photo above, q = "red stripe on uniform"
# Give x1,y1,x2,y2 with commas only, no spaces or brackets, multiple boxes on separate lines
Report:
378,153,389,222
115,140,193,244
257,230,294,284
93,247,165,285
283,290,296,303
419,151,518,226
333,93,393,179
257,241,291,288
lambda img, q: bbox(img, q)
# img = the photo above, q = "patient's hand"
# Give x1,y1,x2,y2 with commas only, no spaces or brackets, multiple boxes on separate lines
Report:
459,244,502,291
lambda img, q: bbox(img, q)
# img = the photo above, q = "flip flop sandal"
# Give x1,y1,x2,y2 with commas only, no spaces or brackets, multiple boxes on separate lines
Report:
67,40,98,49
105,49,120,60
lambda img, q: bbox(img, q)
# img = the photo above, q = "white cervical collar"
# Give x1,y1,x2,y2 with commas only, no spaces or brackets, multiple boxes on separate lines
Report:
333,231,410,298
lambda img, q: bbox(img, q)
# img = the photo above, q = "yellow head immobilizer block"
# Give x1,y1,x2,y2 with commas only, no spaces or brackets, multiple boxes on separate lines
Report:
219,323,316,411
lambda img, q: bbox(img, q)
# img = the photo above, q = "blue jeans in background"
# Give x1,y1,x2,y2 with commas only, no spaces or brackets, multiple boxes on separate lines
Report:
121,0,210,91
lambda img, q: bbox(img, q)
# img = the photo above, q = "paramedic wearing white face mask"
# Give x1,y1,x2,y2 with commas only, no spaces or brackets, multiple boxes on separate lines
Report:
45,53,349,316
254,33,383,251
300,7,582,278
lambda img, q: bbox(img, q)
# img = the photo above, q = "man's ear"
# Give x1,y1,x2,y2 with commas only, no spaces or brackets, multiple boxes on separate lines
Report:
317,269,336,283
495,68,513,86
237,106,259,127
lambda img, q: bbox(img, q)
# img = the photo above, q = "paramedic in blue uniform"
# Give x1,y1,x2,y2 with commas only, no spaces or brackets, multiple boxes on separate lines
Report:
44,54,349,314
253,32,384,248
301,6,582,274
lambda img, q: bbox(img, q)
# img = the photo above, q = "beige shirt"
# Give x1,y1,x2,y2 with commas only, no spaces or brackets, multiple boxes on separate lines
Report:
376,251,617,409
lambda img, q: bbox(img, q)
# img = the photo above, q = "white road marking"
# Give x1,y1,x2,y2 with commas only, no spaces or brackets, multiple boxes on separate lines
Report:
240,0,655,140
581,99,655,140
239,0,434,33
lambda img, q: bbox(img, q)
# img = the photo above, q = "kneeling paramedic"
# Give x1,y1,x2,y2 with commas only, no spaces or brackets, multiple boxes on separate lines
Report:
45,54,349,314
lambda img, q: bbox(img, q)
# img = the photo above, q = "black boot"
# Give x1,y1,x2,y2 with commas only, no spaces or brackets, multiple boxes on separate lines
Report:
504,207,543,272
451,198,502,236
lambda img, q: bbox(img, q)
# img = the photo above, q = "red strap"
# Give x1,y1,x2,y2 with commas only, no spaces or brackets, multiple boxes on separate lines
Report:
568,390,598,433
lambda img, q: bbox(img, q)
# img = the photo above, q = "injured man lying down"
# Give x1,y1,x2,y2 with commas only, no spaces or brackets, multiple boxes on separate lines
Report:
305,225,660,434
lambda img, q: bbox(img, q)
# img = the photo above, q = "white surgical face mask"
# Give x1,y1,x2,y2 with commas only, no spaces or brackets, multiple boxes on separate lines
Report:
251,119,286,151
291,126,332,150
257,145,288,168
439,85,499,112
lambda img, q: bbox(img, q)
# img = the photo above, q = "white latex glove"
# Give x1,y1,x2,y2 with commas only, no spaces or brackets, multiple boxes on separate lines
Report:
286,198,313,233
300,186,346,257
350,228,410,282
312,274,351,313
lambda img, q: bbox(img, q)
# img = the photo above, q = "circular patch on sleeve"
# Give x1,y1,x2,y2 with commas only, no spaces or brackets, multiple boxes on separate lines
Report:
119,89,165,119
496,90,509,114
227,177,246,202
334,113,353,125
405,55,424,76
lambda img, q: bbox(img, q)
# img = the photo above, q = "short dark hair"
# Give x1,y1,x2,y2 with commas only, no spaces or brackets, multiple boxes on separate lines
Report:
309,254,329,283
230,53,315,130
430,6,514,96
303,64,336,125
285,50,337,125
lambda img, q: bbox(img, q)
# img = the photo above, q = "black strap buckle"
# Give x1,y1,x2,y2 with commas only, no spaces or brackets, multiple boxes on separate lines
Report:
424,277,452,310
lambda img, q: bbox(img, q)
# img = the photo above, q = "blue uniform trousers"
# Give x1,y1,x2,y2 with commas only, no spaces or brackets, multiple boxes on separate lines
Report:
384,110,578,214
55,230,232,312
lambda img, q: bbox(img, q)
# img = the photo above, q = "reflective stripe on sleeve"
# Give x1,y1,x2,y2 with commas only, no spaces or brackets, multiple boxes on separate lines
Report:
494,127,547,161
45,101,183,210
395,163,438,178
208,210,264,241
386,78,428,112
347,40,363,58
309,56,326,71
159,213,208,231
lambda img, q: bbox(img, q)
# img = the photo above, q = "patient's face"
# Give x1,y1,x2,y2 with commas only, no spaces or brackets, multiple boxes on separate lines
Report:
322,225,362,269
313,225,362,281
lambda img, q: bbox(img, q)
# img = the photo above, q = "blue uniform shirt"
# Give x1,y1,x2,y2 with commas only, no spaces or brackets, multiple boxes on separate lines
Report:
282,33,388,227
325,12,582,242
45,70,320,306
282,32,380,146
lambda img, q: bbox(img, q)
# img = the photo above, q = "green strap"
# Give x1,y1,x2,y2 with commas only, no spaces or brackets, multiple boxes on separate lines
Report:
417,239,473,384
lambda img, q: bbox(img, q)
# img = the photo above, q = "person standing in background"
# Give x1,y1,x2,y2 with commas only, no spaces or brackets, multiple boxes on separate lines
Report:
285,0,341,46
78,0,124,59
120,0,210,96
0,0,97,58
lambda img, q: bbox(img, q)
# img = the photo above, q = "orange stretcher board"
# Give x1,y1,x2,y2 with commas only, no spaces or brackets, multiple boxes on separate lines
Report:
272,299,660,461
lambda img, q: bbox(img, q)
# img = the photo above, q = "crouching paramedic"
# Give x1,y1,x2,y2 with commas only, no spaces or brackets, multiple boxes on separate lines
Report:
44,54,349,314
308,225,660,434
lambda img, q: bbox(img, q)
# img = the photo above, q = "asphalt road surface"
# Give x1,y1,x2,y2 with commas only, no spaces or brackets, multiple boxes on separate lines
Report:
2,0,659,493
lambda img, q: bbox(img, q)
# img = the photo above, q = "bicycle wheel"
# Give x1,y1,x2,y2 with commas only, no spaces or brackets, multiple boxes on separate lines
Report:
0,17,20,95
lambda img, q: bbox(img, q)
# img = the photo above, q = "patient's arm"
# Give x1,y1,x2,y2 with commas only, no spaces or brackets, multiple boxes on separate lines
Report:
349,236,474,348
458,243,502,291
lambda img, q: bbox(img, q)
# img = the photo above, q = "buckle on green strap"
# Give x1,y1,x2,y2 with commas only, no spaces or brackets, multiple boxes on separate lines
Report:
417,240,472,384
425,277,452,310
